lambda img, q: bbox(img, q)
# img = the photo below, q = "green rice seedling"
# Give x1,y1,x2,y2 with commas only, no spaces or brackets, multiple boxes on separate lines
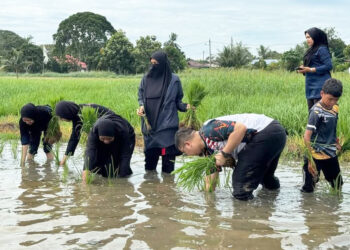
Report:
52,142,61,165
73,165,83,182
106,157,119,186
79,106,98,144
60,162,69,183
180,80,208,130
11,140,18,159
84,169,96,185
141,114,152,134
81,158,97,184
0,139,5,157
337,138,350,157
44,98,63,145
325,173,343,196
172,156,219,192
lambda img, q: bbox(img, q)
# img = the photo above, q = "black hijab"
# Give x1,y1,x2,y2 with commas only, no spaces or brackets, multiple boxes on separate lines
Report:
20,103,37,120
55,101,80,121
144,51,172,128
303,27,330,67
96,119,115,137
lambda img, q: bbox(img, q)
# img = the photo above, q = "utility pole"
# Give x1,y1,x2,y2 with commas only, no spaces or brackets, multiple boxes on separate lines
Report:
209,38,212,68
202,51,205,62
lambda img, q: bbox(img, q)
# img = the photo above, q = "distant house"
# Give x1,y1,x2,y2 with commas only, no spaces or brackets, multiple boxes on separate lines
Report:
187,59,219,68
251,59,279,65
187,60,210,68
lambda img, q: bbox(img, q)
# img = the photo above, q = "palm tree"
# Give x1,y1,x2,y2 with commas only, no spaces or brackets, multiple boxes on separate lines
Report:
2,48,31,78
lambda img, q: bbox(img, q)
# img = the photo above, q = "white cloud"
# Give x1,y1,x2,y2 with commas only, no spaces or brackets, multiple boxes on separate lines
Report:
0,0,349,59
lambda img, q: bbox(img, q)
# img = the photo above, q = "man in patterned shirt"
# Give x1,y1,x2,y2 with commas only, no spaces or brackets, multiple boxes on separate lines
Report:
175,114,287,200
302,78,343,192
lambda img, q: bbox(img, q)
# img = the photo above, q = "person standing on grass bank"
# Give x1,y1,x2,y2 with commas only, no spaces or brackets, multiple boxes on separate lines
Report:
83,114,135,182
137,51,192,174
175,114,287,201
302,78,343,193
55,101,115,166
19,103,54,165
297,27,332,111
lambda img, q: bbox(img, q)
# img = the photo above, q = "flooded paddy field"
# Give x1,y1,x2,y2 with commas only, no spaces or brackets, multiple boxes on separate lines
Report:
0,142,349,249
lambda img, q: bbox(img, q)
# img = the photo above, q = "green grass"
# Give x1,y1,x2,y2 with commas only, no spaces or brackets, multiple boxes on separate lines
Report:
0,68,349,159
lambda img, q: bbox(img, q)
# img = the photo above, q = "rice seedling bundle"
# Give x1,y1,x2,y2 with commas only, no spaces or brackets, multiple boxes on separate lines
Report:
172,156,218,192
79,106,98,144
180,80,208,130
44,98,62,144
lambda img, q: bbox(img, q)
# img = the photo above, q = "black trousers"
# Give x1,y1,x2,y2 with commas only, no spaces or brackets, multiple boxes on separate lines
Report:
302,156,343,192
307,98,320,111
29,131,52,155
232,121,287,200
144,145,180,173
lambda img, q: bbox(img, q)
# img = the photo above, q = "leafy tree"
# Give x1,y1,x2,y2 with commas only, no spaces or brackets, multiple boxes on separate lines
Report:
323,27,346,59
0,30,26,59
20,37,44,73
344,45,350,59
257,45,271,59
217,42,253,68
0,32,43,74
53,12,115,70
163,33,187,72
133,35,162,74
99,30,135,74
281,49,301,71
2,49,30,77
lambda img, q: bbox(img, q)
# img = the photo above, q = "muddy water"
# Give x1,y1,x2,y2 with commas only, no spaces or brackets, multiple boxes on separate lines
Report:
0,142,349,249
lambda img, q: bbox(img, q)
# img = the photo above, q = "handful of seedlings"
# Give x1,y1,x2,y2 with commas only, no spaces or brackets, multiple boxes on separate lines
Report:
44,98,62,145
180,80,208,130
172,154,236,192
79,106,98,144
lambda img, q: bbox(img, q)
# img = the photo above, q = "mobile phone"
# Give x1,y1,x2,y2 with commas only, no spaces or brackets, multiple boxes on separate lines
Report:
295,67,303,71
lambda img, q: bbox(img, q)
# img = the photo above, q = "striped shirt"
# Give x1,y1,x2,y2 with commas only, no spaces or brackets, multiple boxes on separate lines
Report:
307,102,338,159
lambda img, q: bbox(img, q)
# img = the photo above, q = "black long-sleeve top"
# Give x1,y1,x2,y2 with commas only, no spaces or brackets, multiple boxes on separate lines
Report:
65,104,114,156
84,114,135,177
19,105,52,145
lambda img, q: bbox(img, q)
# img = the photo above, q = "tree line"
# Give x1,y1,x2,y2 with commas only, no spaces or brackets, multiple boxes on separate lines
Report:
1,11,350,75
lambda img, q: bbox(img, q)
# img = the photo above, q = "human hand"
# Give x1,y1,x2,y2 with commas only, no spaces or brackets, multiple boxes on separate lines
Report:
336,138,342,151
46,152,54,161
137,106,145,116
297,66,315,74
307,160,317,177
186,104,195,110
215,152,226,166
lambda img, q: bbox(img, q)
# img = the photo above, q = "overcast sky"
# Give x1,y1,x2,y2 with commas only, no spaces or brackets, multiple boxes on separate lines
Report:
1,0,349,59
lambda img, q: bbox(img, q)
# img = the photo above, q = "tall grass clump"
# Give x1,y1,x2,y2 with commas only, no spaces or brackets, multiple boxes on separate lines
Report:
79,106,98,144
180,80,208,130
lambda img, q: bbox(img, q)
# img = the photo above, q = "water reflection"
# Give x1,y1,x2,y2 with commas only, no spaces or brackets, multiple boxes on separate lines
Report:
0,143,349,249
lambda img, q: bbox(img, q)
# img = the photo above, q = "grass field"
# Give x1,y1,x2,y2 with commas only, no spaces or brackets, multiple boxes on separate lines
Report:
1,68,349,159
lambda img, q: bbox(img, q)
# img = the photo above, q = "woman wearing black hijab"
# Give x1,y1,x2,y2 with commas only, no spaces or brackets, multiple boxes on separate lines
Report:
55,101,115,165
137,51,190,174
19,103,54,165
297,27,332,110
83,114,135,182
